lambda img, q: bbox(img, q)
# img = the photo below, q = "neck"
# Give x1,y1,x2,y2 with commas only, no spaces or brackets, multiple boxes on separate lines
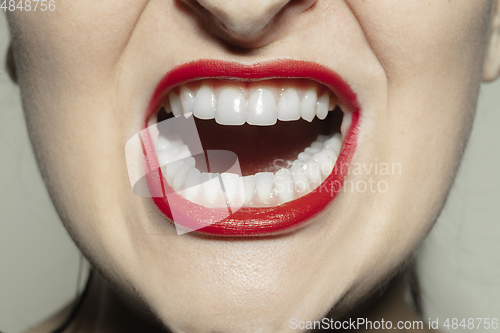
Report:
63,271,165,333
63,270,427,333
323,273,430,333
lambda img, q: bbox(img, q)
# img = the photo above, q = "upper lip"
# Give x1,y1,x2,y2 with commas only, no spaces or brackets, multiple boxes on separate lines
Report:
142,59,361,237
145,59,361,122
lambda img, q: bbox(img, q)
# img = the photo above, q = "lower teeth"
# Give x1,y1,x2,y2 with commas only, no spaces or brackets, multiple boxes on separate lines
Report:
156,132,342,208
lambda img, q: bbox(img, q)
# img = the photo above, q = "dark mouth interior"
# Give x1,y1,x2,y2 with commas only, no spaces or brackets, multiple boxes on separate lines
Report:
157,107,342,176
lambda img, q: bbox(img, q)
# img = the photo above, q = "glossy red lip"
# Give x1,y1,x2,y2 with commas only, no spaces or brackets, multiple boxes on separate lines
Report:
142,59,360,236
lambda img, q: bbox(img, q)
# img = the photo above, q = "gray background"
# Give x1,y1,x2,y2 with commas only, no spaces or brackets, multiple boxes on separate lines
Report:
1,12,499,333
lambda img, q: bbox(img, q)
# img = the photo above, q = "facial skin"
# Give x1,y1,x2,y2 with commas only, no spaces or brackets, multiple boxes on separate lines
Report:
6,1,500,332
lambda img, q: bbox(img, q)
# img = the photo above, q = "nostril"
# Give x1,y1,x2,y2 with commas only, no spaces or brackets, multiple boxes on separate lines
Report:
194,0,292,41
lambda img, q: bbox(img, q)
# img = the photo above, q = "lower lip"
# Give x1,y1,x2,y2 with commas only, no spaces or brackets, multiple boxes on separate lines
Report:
142,112,359,237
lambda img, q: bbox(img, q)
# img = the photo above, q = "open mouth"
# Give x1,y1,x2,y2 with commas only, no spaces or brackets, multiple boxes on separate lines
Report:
140,60,360,236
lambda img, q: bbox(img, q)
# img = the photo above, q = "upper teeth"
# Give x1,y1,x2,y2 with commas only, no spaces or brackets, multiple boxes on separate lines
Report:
165,80,337,125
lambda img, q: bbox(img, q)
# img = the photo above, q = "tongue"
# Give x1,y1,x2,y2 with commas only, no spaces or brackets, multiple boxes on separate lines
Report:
195,117,335,176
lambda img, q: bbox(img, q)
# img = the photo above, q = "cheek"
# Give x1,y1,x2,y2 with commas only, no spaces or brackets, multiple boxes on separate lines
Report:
336,0,492,280
347,0,491,72
347,0,490,180
8,1,147,113
6,6,151,268
7,2,149,199
346,0,490,126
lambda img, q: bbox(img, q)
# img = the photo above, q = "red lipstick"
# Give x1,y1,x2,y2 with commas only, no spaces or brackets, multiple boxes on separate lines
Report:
142,59,360,236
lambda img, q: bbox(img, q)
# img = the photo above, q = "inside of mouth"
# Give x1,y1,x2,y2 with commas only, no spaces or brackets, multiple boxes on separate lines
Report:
151,79,347,209
158,108,342,176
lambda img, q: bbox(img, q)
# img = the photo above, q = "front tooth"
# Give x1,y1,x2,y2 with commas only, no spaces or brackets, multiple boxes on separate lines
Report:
305,160,322,190
170,144,191,160
305,147,321,155
255,172,275,205
274,169,295,204
157,136,171,152
158,144,191,166
165,156,195,183
201,173,226,207
317,93,329,120
298,152,311,161
329,94,337,111
312,152,333,180
172,163,193,191
291,161,310,197
301,87,317,122
215,88,246,125
158,151,182,166
157,136,178,156
180,86,195,114
324,133,342,155
340,112,352,141
221,173,244,210
162,100,172,114
193,85,216,120
277,88,301,121
310,141,324,150
247,88,278,126
169,91,182,117
183,168,202,204
158,151,170,166
242,176,256,205
321,147,338,166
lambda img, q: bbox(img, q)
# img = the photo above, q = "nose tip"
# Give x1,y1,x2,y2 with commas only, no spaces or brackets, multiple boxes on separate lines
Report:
198,0,290,40
182,0,315,47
